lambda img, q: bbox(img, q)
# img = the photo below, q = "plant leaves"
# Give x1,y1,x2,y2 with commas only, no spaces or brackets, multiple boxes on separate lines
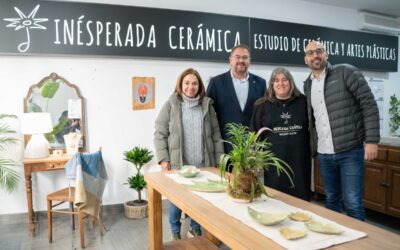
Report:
218,123,294,200
28,103,42,112
40,79,60,98
124,146,153,170
0,158,20,193
0,114,20,192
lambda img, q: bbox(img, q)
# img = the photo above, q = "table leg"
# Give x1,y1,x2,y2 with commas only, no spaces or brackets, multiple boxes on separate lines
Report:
148,186,162,250
24,171,35,235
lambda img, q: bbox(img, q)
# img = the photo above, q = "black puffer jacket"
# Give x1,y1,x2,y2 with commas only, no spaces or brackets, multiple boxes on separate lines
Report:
304,63,380,154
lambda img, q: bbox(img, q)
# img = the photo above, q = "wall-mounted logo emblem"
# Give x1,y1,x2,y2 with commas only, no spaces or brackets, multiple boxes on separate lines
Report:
280,112,291,124
3,5,48,52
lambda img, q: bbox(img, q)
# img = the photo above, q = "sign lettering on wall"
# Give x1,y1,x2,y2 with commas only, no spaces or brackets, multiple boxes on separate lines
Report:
0,1,398,71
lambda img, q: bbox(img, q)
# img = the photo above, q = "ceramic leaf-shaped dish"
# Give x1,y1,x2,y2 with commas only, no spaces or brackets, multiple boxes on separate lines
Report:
177,165,200,178
280,227,307,240
248,207,288,225
289,211,312,222
184,179,226,192
305,219,344,235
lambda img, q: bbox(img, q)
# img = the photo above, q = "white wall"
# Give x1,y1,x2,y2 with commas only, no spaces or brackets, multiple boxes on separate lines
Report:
0,0,398,214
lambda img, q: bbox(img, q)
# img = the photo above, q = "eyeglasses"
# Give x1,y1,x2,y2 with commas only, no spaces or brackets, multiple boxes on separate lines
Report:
305,48,325,56
233,55,250,61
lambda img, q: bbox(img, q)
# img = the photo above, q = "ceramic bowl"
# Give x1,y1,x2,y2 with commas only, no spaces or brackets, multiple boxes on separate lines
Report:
247,207,288,225
177,165,200,178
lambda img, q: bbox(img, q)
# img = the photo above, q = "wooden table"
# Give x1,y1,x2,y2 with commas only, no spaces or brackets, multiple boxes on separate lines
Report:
23,154,72,235
145,167,400,250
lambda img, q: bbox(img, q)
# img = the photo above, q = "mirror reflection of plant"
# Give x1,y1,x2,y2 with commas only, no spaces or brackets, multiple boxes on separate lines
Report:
53,111,70,143
123,147,153,203
219,123,293,201
0,114,20,192
27,100,42,112
389,94,400,137
29,79,61,143
40,79,59,111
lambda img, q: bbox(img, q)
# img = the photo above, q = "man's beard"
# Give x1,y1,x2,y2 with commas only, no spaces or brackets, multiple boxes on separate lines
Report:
234,63,248,73
309,59,326,71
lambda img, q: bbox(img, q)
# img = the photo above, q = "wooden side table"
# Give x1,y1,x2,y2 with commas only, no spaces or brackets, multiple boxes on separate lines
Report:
23,154,72,235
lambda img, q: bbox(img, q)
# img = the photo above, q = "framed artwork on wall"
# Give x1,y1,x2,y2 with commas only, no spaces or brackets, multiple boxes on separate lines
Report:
132,77,155,110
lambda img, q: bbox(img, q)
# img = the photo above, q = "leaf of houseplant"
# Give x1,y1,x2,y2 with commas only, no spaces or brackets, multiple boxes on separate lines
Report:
123,146,153,203
124,146,154,172
219,123,294,202
28,103,42,112
40,79,60,98
126,174,147,191
0,125,18,151
0,159,20,193
0,114,20,193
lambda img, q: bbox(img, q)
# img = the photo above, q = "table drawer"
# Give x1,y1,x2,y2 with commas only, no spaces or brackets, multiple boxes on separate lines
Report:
45,162,65,169
388,149,400,164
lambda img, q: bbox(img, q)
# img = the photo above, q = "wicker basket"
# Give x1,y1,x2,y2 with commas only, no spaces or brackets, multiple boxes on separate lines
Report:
124,201,148,219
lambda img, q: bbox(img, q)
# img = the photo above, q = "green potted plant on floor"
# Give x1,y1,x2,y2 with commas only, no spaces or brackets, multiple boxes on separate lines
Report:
123,146,153,219
219,123,293,202
0,114,20,193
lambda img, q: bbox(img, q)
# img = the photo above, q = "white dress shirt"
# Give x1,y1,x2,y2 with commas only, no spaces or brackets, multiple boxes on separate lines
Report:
310,69,335,154
230,70,249,111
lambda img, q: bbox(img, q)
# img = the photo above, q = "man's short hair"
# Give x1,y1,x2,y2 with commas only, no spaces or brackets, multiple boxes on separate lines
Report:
230,44,251,56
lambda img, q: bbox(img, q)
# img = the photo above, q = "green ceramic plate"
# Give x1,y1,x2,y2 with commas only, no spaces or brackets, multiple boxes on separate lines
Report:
177,165,200,178
305,219,344,235
248,207,288,226
280,227,307,240
289,211,312,222
184,179,227,192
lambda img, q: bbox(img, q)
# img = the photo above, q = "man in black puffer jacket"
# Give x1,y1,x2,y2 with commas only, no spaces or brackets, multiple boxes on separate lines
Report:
303,41,380,221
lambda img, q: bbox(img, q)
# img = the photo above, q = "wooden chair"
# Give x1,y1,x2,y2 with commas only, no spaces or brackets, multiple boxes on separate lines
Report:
47,187,89,248
47,149,105,248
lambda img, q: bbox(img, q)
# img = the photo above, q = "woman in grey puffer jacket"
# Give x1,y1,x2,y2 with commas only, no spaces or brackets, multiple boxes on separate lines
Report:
153,68,224,240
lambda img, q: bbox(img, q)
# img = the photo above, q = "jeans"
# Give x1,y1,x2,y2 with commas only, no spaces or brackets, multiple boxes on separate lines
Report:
169,202,201,233
317,144,365,221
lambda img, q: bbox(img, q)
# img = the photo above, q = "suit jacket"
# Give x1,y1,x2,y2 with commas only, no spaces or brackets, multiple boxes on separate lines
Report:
206,70,266,153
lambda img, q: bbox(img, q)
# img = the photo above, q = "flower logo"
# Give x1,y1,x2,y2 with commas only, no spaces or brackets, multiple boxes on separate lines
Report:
3,5,48,52
280,112,291,124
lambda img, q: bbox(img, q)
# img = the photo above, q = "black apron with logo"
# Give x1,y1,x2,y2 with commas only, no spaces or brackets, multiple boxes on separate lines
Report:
251,95,311,201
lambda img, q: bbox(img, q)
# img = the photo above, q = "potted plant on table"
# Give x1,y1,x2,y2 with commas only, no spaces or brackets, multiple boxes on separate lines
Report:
123,146,153,219
0,114,20,193
219,123,293,202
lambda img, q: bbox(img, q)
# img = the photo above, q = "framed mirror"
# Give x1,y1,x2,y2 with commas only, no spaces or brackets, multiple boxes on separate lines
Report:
24,73,86,151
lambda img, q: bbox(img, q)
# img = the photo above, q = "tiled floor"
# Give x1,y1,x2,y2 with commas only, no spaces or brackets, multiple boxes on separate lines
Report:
0,199,398,250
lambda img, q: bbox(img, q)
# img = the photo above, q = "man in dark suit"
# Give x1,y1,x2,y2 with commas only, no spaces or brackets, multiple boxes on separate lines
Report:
206,44,266,154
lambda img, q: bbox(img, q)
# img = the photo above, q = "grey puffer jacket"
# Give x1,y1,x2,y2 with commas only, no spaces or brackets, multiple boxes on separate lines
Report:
303,63,380,155
153,92,224,169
